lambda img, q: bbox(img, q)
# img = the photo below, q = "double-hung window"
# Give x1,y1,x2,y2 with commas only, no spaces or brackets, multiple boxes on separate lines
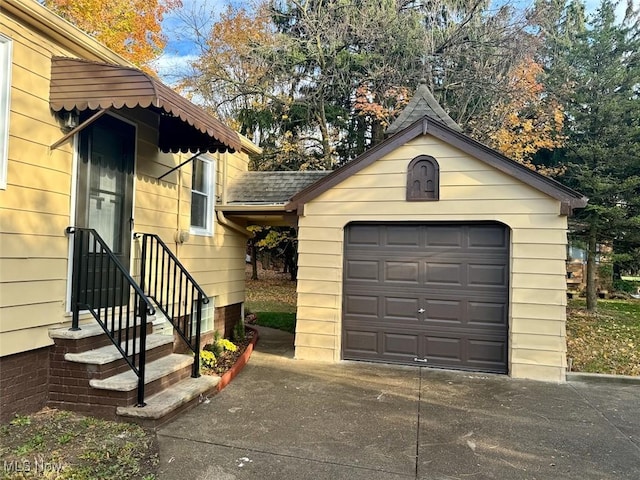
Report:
0,34,12,190
190,155,215,235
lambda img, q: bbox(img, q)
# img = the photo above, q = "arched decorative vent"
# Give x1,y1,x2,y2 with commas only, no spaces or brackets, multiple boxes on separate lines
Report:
407,155,439,201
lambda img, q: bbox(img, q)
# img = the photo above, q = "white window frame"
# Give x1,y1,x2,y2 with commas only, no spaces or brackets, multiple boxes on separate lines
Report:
0,34,13,190
192,298,215,334
190,154,215,236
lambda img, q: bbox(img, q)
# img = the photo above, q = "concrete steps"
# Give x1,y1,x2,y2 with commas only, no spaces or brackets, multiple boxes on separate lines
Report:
90,353,193,391
117,376,220,427
48,314,211,424
64,334,173,365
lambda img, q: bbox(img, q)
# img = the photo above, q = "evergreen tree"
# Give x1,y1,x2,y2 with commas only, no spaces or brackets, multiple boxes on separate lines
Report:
547,0,640,309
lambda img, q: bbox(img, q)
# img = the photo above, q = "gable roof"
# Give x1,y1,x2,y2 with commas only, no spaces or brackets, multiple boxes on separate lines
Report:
50,57,241,154
227,171,330,205
286,116,588,215
386,80,462,134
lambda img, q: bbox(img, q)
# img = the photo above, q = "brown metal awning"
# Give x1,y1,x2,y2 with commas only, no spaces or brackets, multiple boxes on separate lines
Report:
49,57,241,153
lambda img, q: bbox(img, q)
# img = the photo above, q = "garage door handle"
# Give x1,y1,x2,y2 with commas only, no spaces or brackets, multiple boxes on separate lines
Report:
418,308,425,314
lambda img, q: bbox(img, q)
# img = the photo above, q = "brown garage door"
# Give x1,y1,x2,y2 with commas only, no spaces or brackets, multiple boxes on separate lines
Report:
343,223,509,373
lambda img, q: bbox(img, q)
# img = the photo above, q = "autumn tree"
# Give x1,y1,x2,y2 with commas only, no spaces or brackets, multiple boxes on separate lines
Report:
180,0,545,168
45,0,180,69
411,0,535,144
486,59,565,172
544,0,640,309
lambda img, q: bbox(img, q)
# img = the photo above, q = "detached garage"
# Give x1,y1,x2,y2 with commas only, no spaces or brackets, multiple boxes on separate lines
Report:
342,222,509,373
285,84,587,382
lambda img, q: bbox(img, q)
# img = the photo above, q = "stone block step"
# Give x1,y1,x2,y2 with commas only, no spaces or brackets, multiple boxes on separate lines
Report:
90,354,193,392
116,376,220,420
49,314,156,341
64,334,173,365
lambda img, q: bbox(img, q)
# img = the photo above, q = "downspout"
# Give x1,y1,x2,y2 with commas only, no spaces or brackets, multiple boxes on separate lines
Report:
176,153,183,254
216,210,252,238
222,151,228,205
216,150,251,237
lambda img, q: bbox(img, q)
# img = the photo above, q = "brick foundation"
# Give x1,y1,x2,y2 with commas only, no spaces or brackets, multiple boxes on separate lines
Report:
0,348,50,423
0,303,244,424
215,303,242,338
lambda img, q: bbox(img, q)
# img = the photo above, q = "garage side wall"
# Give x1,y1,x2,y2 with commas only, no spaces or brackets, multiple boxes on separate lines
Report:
295,135,568,382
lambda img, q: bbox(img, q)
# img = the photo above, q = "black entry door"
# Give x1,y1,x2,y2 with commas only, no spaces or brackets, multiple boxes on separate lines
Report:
75,114,135,308
342,223,509,373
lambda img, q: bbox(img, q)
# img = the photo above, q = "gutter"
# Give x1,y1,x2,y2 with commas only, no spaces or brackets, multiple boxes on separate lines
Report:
216,210,252,238
216,204,289,213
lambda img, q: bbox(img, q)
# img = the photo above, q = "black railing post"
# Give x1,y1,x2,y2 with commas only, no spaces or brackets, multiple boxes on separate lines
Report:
193,291,203,378
67,227,81,331
137,295,147,407
135,233,208,378
66,227,154,408
139,234,147,293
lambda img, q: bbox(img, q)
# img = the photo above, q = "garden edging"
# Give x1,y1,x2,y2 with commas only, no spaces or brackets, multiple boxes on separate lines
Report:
215,326,259,392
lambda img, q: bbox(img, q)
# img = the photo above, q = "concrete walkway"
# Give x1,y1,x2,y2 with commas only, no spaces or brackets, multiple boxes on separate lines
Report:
157,326,640,479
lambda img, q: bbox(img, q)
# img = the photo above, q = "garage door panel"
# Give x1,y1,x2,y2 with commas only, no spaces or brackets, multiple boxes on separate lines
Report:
343,223,509,373
467,339,507,370
345,260,380,282
384,296,420,320
420,334,507,373
385,261,419,283
468,302,507,326
344,295,379,317
424,336,462,361
347,225,381,246
385,226,421,247
468,225,508,249
425,263,463,285
344,330,378,354
382,332,419,357
425,226,463,247
468,264,508,287
425,299,463,323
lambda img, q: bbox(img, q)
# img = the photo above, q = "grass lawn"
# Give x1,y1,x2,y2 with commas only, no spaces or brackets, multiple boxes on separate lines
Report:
567,298,640,376
0,408,158,479
245,267,297,333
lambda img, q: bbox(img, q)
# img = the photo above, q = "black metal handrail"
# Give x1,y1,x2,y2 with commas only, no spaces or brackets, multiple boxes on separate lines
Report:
66,227,155,407
136,233,209,378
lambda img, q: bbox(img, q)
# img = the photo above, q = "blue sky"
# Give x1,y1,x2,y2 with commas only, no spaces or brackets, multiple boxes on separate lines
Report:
152,0,635,83
151,0,244,82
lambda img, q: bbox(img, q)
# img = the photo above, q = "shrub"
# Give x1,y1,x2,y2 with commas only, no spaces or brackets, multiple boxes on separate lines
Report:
614,279,639,294
232,319,246,342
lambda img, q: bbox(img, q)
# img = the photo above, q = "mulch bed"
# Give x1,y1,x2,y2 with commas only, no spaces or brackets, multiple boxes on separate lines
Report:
201,328,256,376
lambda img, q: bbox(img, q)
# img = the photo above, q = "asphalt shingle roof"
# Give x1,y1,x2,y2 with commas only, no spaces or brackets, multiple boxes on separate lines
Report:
386,80,462,135
226,171,331,205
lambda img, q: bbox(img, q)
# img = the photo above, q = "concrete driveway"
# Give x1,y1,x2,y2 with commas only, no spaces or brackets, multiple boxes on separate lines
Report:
157,327,640,480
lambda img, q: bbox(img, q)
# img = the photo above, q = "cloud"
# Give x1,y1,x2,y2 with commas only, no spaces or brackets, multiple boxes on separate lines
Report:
150,52,199,86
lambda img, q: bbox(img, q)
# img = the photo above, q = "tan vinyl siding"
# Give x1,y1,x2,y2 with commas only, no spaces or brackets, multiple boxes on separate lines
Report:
0,10,79,355
0,7,252,354
295,134,569,382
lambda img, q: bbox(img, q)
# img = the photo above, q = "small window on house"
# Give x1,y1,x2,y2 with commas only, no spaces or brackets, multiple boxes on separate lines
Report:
192,299,214,334
407,155,439,201
190,155,215,235
0,34,13,190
